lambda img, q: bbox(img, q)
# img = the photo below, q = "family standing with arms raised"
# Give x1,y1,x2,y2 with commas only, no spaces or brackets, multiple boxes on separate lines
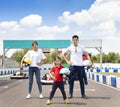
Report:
20,35,92,105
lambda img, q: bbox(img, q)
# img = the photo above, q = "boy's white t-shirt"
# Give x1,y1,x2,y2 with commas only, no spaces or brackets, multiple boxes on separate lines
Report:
24,49,46,68
65,44,86,66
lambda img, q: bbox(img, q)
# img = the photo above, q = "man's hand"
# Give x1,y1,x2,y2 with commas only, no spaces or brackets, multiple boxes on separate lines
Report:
67,61,73,65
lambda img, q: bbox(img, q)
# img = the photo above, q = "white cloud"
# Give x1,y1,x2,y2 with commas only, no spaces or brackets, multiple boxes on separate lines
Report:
37,25,69,34
59,10,92,26
0,21,22,34
59,0,120,35
0,21,18,29
91,20,116,34
0,14,70,55
73,31,82,36
102,37,120,54
20,14,42,27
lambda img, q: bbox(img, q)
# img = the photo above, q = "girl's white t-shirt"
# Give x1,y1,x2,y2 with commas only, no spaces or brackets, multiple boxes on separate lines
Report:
24,49,46,68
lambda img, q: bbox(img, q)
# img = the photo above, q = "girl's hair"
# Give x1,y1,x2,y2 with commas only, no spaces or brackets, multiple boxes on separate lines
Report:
54,56,61,65
54,56,61,61
32,41,38,46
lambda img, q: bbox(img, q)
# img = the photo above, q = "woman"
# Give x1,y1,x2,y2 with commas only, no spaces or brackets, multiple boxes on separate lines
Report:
20,41,47,99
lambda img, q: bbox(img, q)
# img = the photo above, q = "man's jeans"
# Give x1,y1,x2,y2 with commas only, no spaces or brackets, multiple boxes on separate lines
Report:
68,66,85,96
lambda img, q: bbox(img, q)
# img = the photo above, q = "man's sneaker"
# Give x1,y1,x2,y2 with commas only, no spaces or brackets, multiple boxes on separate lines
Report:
82,95,88,99
64,99,69,104
46,99,51,105
26,94,31,99
68,95,73,99
40,94,44,99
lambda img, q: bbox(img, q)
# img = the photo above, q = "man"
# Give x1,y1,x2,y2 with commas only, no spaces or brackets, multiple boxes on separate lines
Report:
63,35,92,99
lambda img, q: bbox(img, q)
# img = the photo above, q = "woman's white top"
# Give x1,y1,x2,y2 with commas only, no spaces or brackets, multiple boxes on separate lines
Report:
24,49,46,68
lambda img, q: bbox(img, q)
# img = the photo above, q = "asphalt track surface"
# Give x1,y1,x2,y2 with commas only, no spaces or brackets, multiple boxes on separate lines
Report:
0,72,120,107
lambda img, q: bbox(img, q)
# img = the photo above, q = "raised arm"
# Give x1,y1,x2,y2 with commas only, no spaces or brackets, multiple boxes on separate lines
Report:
62,52,72,65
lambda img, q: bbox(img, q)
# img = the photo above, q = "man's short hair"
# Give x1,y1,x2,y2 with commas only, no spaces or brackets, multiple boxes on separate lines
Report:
72,35,79,39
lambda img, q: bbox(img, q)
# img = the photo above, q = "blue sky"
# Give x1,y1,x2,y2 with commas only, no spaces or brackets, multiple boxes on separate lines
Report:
0,0,120,56
0,0,95,25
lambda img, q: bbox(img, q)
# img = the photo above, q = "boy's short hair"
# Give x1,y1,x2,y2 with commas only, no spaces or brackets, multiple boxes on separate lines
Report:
72,35,79,40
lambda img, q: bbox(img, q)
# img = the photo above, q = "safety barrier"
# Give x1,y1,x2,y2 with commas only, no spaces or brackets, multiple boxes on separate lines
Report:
1,66,120,89
0,68,19,76
90,67,120,73
86,72,120,89
0,66,51,77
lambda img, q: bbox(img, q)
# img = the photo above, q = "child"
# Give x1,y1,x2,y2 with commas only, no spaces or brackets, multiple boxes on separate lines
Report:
46,56,69,105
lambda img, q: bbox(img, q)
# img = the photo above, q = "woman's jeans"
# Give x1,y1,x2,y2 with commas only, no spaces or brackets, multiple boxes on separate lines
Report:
28,67,42,94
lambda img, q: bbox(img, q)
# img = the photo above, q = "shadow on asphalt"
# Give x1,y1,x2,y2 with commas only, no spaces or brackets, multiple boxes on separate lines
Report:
88,96,111,99
51,102,86,105
0,80,16,86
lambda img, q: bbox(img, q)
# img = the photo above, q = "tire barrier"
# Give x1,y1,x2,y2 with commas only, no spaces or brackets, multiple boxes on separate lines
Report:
86,72,120,89
0,68,20,76
1,66,120,89
90,68,120,73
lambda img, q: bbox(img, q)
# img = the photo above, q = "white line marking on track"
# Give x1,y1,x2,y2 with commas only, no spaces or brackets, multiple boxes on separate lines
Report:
49,88,96,92
65,89,96,92
89,79,120,91
4,86,8,89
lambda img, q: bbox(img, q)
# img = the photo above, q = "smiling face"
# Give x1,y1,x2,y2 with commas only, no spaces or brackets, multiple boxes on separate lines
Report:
72,37,79,47
54,58,61,66
32,41,38,51
54,56,61,66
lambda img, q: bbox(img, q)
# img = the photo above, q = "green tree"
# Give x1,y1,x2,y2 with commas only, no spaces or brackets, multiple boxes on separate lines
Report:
11,49,29,63
107,52,119,63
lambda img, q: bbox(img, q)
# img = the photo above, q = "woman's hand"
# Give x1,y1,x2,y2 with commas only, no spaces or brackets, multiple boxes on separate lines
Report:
36,63,42,66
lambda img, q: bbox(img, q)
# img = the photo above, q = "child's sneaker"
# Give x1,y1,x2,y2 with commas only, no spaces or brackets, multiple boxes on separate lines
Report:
40,94,44,99
46,99,51,105
26,94,31,99
64,99,69,104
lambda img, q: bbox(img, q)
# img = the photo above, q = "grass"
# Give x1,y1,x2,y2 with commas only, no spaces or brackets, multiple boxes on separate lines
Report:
95,72,120,77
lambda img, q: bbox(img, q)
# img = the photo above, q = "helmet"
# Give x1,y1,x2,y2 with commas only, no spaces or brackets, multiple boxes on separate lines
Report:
16,72,20,76
83,60,90,66
23,58,31,64
60,68,70,75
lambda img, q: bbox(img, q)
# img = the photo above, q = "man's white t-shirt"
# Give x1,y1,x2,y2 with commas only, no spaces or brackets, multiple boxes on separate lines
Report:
24,49,46,68
65,44,86,66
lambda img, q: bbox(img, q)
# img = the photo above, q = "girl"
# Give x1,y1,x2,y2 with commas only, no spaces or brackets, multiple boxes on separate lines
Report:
20,41,47,99
46,56,69,105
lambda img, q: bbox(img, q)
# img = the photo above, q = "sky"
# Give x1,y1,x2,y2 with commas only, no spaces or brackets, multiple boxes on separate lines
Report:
0,0,120,57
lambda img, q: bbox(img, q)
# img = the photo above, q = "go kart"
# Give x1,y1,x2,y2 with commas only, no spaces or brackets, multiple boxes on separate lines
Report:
10,71,28,79
41,73,67,85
